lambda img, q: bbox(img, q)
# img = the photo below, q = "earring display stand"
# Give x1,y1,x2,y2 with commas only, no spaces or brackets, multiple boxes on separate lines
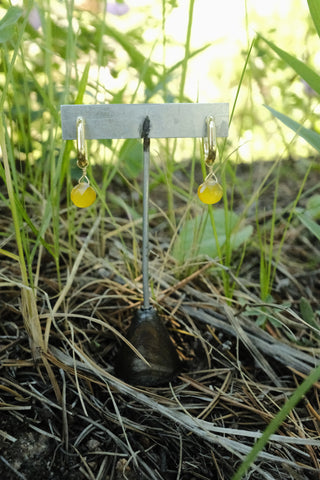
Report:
61,103,229,386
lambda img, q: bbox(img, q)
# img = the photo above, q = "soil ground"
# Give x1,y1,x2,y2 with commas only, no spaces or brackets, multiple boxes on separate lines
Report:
1,159,320,479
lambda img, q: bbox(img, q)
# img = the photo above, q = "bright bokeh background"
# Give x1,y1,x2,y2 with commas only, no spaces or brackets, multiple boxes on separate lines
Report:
8,0,320,163
96,0,319,162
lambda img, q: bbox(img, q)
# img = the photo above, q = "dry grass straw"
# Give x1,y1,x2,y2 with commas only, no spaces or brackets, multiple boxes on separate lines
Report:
0,119,44,362
1,176,320,479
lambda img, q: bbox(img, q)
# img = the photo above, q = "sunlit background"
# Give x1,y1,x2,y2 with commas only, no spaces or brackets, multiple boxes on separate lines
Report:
8,0,320,163
80,0,319,162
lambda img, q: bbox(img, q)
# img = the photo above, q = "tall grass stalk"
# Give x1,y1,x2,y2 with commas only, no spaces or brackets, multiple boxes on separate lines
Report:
269,162,312,291
214,37,256,299
232,362,320,479
163,0,196,227
257,164,280,301
178,0,195,102
256,155,312,301
0,3,47,359
0,4,32,111
0,117,44,359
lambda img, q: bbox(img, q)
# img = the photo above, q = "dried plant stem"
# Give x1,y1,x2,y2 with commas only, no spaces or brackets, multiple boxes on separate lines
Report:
0,116,44,360
44,215,101,350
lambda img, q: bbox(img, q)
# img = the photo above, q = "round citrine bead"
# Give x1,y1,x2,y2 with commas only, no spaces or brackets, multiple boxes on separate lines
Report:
71,182,96,208
197,180,223,205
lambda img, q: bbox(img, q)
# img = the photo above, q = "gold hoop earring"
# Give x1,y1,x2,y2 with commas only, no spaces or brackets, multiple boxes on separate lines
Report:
197,115,223,205
71,117,96,208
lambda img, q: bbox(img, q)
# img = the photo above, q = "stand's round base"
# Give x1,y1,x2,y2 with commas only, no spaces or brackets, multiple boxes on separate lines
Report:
116,308,180,386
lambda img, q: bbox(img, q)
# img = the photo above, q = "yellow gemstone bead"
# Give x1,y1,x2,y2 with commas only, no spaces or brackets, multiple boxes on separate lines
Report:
71,182,96,208
197,180,223,205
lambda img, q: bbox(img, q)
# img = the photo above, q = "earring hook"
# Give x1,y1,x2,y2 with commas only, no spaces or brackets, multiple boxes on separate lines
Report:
203,115,216,165
76,116,88,169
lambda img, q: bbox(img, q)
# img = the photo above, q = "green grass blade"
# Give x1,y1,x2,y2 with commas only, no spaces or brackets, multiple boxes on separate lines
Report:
0,3,33,110
265,105,320,152
0,6,23,42
74,62,90,104
0,248,20,262
154,43,211,98
307,0,320,39
15,197,54,256
296,211,320,240
0,115,44,357
179,0,195,102
105,24,159,91
229,36,256,126
166,44,211,78
232,362,320,479
259,34,320,95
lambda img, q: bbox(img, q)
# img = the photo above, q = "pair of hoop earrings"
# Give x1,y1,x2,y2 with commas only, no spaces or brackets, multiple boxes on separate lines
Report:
70,115,222,208
197,115,223,205
71,117,96,208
